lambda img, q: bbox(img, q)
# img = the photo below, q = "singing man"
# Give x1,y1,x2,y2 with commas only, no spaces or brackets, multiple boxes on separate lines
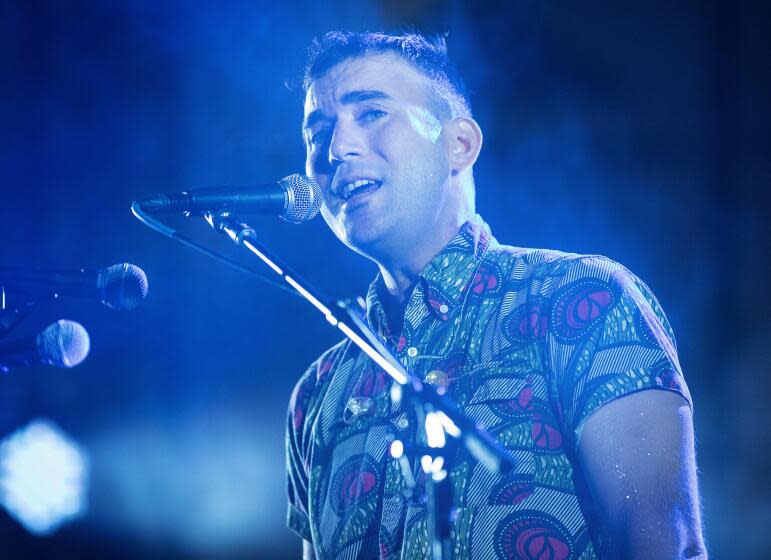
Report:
286,30,707,560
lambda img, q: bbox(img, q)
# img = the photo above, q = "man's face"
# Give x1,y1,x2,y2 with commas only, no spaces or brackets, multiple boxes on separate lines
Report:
303,52,452,260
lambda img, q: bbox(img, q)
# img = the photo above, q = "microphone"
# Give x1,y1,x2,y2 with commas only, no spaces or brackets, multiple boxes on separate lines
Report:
0,320,90,372
135,173,322,224
0,263,149,311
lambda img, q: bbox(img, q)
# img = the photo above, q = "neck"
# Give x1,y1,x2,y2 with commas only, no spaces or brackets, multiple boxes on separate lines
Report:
376,218,464,303
378,266,419,304
373,175,476,302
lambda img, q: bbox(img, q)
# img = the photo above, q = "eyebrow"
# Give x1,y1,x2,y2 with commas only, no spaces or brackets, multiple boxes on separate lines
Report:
303,89,392,131
340,89,391,104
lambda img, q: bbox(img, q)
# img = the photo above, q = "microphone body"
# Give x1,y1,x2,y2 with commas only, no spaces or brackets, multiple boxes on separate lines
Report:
0,263,148,311
135,173,321,223
0,320,90,371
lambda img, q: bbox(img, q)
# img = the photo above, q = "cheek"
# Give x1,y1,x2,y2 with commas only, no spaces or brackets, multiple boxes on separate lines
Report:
390,142,447,190
306,148,323,175
320,204,348,243
376,120,444,173
306,150,333,189
406,106,442,143
306,137,337,171
373,120,403,148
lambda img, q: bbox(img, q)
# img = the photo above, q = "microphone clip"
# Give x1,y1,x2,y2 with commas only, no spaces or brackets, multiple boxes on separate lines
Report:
204,211,257,247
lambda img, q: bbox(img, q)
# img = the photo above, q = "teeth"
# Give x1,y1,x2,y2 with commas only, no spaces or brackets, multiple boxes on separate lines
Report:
341,179,377,199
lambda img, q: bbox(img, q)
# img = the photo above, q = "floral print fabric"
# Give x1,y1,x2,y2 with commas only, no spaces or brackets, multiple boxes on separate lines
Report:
286,217,691,559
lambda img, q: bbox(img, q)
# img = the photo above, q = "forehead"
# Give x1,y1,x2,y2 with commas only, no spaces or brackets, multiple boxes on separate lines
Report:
304,52,433,116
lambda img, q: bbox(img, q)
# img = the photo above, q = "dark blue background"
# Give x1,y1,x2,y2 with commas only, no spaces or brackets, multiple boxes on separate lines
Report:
1,1,768,558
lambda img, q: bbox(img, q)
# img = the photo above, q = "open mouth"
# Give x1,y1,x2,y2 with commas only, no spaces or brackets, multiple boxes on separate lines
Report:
339,179,382,202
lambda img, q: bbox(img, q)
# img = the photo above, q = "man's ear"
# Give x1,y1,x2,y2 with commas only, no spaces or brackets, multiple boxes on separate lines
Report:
446,117,483,175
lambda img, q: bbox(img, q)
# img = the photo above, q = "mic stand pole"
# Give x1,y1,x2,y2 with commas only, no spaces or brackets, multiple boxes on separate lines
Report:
201,211,515,559
0,287,44,340
432,440,456,560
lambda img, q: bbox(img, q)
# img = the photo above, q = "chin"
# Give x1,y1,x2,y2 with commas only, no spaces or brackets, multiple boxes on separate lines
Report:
336,220,388,257
341,230,380,256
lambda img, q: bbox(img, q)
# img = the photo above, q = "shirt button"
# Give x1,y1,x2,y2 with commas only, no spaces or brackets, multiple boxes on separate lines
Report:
407,347,418,358
396,417,409,429
439,304,449,314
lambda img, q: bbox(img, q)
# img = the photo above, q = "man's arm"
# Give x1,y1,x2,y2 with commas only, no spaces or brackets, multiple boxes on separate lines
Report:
303,539,316,560
577,389,707,559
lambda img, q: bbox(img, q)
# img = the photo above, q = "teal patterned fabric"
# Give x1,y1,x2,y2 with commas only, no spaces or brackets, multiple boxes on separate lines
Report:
286,217,691,559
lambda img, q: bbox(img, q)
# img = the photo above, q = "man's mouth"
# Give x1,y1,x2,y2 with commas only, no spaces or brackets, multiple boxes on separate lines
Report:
338,179,382,202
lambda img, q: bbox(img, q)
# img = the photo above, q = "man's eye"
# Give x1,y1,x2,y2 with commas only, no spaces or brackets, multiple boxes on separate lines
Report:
310,129,330,146
359,109,386,122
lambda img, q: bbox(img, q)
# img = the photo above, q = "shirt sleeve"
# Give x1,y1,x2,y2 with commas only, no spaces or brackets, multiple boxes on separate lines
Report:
545,255,692,447
286,361,318,541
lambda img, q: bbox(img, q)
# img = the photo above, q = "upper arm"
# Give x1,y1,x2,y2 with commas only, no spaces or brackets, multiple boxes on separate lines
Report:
577,389,706,558
287,361,323,544
287,342,348,550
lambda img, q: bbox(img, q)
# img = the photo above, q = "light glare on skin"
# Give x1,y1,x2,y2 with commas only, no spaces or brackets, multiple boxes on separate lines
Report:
406,105,443,143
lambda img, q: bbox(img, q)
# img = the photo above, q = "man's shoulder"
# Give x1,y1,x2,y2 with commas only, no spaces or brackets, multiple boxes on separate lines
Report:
292,338,352,391
486,242,676,345
486,241,631,284
288,337,353,422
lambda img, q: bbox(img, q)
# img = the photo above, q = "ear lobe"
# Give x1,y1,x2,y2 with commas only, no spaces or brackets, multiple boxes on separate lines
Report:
448,117,483,173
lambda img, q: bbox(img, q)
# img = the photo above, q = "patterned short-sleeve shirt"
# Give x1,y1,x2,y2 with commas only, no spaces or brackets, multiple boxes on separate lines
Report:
286,217,691,559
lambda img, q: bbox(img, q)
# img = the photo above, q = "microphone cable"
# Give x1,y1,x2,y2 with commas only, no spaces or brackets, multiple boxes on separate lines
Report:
130,201,303,299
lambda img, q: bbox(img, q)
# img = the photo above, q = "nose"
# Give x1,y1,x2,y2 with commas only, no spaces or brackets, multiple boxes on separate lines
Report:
328,119,366,168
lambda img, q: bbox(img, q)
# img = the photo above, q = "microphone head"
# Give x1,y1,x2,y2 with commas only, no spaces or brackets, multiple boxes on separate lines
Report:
280,174,322,224
36,320,90,368
98,263,149,311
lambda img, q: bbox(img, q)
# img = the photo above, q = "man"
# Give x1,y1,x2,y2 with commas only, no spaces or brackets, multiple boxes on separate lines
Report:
287,31,706,559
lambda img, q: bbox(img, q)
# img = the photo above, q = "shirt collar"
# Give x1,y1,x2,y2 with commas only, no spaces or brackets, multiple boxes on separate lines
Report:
365,215,495,335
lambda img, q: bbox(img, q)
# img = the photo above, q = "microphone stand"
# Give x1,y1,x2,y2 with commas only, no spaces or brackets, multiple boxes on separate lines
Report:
0,287,45,340
132,205,516,559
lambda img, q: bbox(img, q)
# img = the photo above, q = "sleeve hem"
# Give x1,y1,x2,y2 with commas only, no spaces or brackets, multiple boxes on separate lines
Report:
287,504,313,542
574,385,693,445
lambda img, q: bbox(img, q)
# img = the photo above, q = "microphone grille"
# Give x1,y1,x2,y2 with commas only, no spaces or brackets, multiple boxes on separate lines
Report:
280,174,322,224
37,320,91,368
99,263,149,311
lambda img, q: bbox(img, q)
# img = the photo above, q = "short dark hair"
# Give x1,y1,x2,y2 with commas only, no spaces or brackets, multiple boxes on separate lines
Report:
303,30,471,119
